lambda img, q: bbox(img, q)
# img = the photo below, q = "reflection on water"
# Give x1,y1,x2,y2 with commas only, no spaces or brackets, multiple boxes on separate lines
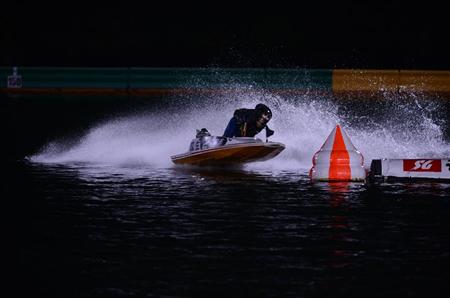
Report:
10,161,450,297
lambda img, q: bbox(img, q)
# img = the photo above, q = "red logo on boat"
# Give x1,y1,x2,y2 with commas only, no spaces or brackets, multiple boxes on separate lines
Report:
403,159,442,172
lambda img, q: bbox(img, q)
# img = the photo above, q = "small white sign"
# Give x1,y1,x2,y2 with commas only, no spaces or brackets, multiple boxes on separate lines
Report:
7,67,22,88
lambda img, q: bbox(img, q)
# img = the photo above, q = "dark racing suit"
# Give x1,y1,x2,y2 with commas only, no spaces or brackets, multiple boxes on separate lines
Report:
223,108,265,138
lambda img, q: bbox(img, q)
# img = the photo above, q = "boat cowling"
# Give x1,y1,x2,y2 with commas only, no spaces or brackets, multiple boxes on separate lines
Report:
189,136,225,152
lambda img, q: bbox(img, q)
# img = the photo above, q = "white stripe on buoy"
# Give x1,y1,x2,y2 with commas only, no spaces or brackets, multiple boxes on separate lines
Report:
310,124,367,181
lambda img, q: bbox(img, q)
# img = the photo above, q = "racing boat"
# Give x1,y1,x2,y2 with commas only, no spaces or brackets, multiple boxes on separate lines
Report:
171,129,285,166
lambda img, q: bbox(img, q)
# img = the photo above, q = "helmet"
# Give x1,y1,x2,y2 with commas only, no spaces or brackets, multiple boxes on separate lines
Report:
255,103,272,127
255,103,272,119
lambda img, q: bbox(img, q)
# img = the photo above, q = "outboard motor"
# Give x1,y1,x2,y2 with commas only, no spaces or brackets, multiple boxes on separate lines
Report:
196,128,211,138
189,128,223,151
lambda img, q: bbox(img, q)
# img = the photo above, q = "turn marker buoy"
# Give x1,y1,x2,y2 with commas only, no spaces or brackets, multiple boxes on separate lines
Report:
310,125,366,181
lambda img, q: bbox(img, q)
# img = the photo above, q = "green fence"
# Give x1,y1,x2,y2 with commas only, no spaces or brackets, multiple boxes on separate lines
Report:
0,67,332,90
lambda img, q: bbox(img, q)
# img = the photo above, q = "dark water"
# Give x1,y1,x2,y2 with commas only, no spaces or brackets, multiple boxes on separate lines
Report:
7,161,450,298
4,90,450,297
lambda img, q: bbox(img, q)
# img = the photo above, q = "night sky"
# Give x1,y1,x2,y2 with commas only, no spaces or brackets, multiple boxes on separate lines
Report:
1,3,449,69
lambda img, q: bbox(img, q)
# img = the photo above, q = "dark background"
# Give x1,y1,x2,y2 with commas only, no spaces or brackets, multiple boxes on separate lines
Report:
1,3,449,69
3,5,450,298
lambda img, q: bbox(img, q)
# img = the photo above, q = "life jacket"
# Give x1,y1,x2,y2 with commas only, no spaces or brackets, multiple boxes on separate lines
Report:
233,108,264,137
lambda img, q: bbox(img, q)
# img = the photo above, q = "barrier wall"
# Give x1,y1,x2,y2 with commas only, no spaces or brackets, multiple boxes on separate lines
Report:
332,69,450,93
0,67,331,95
1,67,449,97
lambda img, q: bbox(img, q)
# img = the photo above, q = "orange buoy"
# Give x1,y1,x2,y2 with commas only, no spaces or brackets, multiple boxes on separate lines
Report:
310,125,366,181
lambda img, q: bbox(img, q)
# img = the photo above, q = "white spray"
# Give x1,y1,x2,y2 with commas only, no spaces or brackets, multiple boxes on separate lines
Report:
30,88,450,170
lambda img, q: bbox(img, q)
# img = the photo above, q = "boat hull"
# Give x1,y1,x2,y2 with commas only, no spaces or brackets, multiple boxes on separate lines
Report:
171,142,285,166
